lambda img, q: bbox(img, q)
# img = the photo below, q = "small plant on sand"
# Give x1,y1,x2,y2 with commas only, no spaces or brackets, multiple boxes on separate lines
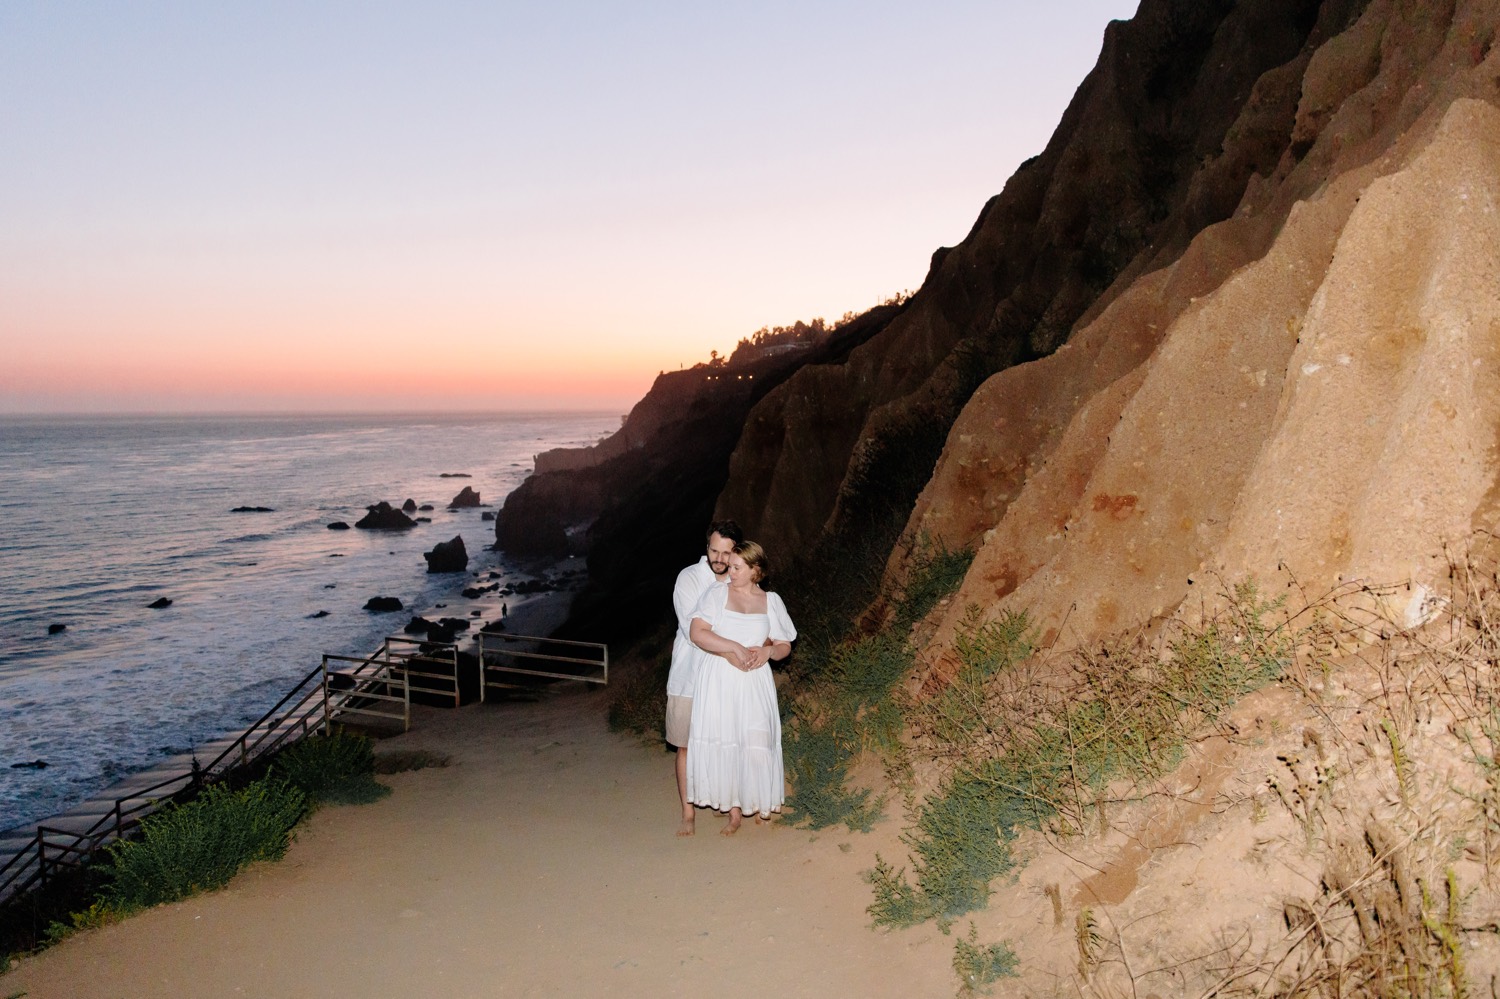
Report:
783,721,884,832
952,922,1018,996
869,764,1021,927
272,729,390,806
100,777,305,909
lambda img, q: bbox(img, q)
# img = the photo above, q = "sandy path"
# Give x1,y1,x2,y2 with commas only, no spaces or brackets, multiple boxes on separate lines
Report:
3,689,955,998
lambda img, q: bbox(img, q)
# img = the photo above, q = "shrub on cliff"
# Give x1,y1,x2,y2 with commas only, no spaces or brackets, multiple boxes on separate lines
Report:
99,778,306,910
782,542,975,832
870,581,1296,929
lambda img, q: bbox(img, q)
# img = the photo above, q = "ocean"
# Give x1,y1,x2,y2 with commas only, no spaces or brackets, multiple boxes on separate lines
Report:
0,412,617,831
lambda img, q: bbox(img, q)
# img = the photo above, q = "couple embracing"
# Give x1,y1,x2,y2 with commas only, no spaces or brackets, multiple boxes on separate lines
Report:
667,520,796,836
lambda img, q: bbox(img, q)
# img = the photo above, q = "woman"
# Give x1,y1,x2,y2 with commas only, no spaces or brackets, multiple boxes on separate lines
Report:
685,540,795,835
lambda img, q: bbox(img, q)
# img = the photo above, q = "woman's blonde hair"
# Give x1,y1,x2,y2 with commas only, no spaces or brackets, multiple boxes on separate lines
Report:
733,540,769,584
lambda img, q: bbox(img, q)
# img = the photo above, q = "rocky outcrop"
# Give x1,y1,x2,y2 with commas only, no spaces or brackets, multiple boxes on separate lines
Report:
448,486,480,509
355,501,417,530
402,498,417,512
424,536,469,574
363,596,403,612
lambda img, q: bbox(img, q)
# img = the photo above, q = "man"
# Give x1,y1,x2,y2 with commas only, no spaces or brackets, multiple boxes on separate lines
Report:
667,519,742,835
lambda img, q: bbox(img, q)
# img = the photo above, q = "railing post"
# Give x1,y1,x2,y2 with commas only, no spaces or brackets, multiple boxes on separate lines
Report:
478,634,487,703
33,827,45,889
322,656,331,733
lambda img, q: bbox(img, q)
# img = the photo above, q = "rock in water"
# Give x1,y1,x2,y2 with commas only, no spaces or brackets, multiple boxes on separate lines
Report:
47,623,66,634
230,505,274,513
401,498,418,512
481,511,495,521
307,610,330,619
327,521,351,530
10,760,47,769
148,597,173,609
364,596,404,612
424,536,469,574
448,486,481,508
355,501,417,530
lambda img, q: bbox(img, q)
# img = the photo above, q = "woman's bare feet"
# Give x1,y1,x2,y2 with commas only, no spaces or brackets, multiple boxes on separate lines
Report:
676,812,696,837
721,807,743,836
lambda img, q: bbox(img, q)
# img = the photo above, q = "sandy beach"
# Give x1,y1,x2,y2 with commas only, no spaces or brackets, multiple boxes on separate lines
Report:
2,685,956,998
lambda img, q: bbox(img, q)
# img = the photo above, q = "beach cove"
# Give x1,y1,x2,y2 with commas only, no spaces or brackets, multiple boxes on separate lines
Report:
1,687,957,997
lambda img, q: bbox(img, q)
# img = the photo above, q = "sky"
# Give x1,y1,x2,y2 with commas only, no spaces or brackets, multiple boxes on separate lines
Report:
0,1,1140,414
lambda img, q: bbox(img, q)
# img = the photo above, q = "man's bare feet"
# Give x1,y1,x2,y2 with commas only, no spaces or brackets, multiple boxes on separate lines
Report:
721,807,743,836
676,814,696,837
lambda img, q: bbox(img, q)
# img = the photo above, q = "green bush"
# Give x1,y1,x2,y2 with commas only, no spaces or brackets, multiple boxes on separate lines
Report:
920,607,1034,746
953,922,1018,995
783,722,884,832
896,537,976,630
101,778,306,908
865,855,927,928
272,730,390,806
781,543,978,833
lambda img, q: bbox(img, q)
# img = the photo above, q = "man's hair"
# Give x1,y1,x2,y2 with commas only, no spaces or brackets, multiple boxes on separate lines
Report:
706,519,744,545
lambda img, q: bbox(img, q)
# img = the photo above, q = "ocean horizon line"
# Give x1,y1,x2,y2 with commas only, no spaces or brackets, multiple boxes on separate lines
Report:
0,407,624,423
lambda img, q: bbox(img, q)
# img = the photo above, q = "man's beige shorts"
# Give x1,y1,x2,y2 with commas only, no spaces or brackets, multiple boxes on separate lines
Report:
665,695,692,748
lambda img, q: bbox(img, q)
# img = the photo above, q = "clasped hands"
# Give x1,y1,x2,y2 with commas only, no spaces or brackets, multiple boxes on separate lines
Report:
726,642,772,672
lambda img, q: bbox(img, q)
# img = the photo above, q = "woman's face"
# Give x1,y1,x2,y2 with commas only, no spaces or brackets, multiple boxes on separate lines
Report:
726,553,756,588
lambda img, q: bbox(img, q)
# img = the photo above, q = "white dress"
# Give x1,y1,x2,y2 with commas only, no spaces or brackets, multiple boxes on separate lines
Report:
685,588,796,818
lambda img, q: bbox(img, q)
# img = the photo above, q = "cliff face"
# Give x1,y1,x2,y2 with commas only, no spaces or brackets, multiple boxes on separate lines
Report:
898,0,1500,656
714,0,1363,565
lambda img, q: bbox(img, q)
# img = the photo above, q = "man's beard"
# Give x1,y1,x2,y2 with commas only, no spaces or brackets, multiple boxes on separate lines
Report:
709,560,729,576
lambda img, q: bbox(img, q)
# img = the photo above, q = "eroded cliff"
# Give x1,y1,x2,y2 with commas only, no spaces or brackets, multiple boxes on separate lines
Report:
898,0,1500,656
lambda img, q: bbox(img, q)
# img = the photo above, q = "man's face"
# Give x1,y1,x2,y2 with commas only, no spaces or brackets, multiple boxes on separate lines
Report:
706,532,734,577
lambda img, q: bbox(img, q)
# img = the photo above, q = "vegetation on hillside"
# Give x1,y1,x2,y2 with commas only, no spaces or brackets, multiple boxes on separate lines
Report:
693,290,913,369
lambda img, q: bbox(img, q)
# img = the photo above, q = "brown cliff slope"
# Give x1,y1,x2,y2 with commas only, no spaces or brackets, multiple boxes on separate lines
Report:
716,0,1368,569
899,0,1500,652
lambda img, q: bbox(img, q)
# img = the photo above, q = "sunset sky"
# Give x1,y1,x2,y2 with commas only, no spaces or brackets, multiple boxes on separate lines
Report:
1,2,1139,414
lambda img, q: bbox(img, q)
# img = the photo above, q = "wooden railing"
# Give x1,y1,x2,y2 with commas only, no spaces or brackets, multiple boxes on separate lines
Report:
0,643,408,905
477,632,608,697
